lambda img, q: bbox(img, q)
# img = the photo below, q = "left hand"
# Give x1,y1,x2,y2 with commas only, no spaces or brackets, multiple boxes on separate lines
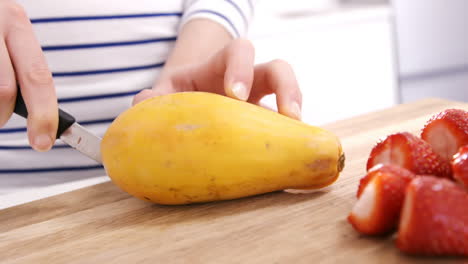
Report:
133,39,302,120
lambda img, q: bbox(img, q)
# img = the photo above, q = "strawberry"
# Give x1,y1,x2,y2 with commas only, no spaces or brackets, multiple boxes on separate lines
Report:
357,164,415,198
421,109,468,162
367,132,451,178
396,176,468,256
452,145,468,188
348,165,415,235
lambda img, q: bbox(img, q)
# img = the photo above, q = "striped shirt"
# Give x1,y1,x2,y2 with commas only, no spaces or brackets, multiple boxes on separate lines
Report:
0,0,255,195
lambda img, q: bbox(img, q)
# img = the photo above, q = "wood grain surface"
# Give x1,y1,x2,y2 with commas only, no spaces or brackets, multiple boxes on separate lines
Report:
1,98,467,263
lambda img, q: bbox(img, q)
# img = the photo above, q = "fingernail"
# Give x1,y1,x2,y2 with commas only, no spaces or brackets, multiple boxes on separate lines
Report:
33,134,53,152
290,102,301,120
230,82,248,101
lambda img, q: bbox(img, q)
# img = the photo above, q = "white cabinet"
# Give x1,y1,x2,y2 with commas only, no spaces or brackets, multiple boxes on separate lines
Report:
392,0,468,102
248,4,397,125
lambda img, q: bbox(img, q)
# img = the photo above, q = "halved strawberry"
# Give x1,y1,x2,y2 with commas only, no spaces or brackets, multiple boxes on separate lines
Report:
348,165,415,235
357,164,415,198
396,176,468,256
452,145,468,188
367,132,451,178
421,109,468,162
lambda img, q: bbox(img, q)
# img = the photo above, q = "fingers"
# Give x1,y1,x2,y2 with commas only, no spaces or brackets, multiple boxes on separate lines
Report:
135,39,255,104
132,89,153,106
250,60,302,120
133,39,301,122
201,38,255,101
200,39,301,119
4,4,58,151
0,40,16,127
223,39,255,101
132,79,176,105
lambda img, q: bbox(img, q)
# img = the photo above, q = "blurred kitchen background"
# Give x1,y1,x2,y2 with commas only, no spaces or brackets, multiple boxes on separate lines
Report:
249,0,468,126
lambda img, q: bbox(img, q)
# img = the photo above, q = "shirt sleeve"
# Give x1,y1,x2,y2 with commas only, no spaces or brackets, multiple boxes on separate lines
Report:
180,0,257,38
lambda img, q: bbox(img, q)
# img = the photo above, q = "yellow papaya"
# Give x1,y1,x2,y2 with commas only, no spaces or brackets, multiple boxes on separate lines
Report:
101,92,345,205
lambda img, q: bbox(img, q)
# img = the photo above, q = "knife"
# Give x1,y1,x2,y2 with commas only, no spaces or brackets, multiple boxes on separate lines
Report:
13,85,102,164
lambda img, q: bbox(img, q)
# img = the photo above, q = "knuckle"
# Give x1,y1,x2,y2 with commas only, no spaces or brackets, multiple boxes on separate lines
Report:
0,83,15,102
230,38,254,53
26,62,54,86
268,59,301,98
236,38,254,49
296,88,303,100
4,2,29,21
132,89,152,105
270,59,291,71
29,110,58,130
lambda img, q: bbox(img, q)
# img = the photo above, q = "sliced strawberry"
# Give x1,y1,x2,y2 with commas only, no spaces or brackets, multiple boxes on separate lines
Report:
421,109,468,162
357,164,415,198
396,176,468,256
367,132,451,178
348,165,415,235
452,145,468,188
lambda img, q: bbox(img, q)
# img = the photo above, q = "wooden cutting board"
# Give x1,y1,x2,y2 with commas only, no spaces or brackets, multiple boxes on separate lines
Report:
1,98,467,264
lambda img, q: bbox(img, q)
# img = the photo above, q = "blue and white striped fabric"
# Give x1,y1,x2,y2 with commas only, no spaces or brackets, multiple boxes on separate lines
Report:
1,0,256,194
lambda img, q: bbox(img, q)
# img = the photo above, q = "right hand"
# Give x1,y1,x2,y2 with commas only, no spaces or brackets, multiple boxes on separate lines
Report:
0,1,58,151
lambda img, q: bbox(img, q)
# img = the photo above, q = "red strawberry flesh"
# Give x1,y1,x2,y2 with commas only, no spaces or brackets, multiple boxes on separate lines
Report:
396,176,468,256
421,109,468,162
452,145,468,188
357,164,415,198
348,165,415,235
366,132,451,178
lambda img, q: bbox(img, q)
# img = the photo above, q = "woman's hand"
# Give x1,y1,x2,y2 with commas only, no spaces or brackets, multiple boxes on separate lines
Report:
134,39,302,120
0,1,58,151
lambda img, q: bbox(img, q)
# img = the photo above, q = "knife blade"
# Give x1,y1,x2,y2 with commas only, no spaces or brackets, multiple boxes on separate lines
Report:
13,85,102,164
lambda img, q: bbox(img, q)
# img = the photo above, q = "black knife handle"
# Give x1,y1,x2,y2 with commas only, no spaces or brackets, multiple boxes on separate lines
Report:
14,85,76,139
